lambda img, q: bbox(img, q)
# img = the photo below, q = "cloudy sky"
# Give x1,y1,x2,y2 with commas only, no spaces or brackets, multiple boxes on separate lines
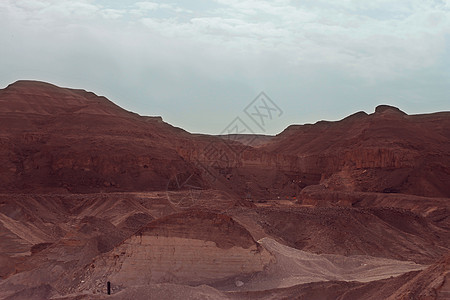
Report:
1,0,449,134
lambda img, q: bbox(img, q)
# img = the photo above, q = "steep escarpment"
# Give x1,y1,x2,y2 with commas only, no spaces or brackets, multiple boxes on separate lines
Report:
174,105,450,199
255,105,450,197
3,81,448,199
0,81,203,193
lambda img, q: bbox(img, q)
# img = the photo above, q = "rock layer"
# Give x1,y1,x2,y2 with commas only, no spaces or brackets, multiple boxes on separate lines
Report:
77,211,273,291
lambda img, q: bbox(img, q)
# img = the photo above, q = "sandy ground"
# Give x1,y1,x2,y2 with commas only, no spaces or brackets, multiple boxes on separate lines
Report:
45,237,432,300
213,237,426,292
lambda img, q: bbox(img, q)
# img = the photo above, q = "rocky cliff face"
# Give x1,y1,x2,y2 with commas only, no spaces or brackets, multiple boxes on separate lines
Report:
76,211,273,292
0,81,203,193
2,81,448,198
245,105,450,197
170,105,449,199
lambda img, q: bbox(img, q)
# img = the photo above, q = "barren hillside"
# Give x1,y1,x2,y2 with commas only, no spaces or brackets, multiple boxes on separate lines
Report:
0,81,448,299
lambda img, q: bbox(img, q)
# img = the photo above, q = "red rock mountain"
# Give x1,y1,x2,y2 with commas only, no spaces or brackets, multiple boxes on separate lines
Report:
256,105,450,197
0,81,448,299
1,80,449,200
0,81,202,193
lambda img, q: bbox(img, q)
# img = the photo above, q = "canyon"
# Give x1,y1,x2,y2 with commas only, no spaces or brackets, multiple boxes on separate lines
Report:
0,81,448,299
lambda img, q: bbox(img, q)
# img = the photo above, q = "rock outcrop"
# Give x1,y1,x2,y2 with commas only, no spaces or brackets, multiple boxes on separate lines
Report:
0,81,202,193
76,211,273,292
2,81,449,199
255,105,450,197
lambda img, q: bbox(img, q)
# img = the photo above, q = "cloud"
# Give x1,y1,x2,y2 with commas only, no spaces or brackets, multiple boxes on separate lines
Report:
135,1,161,11
131,1,192,16
5,0,449,77
100,8,124,19
128,0,450,80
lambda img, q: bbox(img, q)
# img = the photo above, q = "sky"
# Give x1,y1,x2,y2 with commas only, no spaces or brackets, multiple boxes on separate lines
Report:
1,0,449,134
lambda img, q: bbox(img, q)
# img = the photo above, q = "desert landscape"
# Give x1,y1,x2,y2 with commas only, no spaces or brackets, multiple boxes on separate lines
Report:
0,80,448,299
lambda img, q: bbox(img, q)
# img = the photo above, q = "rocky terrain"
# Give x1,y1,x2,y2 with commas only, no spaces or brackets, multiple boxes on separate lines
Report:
0,81,448,299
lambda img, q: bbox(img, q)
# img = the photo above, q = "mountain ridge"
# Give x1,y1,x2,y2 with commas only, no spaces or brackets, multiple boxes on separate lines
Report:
0,80,448,299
